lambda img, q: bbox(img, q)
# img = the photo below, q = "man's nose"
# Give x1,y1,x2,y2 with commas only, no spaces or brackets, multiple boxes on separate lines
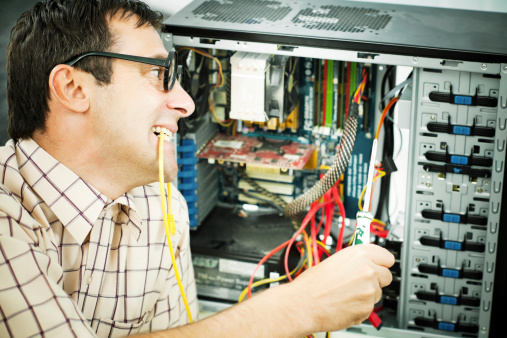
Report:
166,80,195,117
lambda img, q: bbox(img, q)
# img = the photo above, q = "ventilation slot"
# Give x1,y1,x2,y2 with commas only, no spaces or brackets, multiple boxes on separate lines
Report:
192,0,291,24
292,5,393,33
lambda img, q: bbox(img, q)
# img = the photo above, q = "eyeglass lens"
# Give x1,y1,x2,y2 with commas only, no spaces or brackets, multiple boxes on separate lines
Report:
164,51,177,91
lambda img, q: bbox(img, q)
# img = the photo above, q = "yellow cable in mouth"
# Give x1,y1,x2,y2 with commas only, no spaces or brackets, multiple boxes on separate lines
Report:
158,132,194,323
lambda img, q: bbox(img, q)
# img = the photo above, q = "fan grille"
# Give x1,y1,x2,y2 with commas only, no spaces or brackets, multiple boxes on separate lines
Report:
192,0,291,24
292,5,392,33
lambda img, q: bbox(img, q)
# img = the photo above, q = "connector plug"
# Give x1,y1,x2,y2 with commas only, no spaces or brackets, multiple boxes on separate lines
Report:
368,311,383,330
349,101,360,118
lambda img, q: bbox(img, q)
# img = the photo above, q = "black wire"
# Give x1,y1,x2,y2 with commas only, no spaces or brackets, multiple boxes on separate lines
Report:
374,66,395,223
383,69,396,224
177,49,215,137
376,70,413,224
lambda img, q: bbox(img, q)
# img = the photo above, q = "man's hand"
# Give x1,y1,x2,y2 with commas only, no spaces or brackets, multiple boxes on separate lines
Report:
287,244,395,334
136,243,395,337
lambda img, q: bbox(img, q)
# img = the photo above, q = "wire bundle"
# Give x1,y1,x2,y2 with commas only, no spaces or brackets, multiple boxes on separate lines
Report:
238,69,407,334
237,183,345,337
238,169,288,209
177,47,234,130
239,182,346,298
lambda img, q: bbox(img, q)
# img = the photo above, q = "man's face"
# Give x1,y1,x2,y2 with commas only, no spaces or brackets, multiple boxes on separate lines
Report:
89,16,194,186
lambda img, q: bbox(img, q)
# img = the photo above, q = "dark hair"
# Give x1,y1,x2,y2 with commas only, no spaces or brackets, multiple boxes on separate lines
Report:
6,0,163,140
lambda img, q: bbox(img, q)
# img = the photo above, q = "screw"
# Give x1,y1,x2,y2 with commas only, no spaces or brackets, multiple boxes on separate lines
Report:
503,65,507,72
426,183,431,187
431,115,435,120
478,188,483,193
412,57,418,63
481,64,488,70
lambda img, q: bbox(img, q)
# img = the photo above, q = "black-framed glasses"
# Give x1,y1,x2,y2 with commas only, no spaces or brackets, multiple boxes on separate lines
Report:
63,49,182,92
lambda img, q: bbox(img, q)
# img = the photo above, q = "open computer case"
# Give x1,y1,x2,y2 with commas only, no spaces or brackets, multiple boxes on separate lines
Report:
161,1,507,337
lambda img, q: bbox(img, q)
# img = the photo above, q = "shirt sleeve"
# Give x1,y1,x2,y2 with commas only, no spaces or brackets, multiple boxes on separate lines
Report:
0,190,97,337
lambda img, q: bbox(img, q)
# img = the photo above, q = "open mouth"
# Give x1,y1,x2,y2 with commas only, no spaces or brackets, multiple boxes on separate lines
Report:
152,126,174,141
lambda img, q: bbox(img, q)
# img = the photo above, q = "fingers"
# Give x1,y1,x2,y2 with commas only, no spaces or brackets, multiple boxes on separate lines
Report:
362,244,395,268
374,284,383,304
376,265,393,288
367,265,391,304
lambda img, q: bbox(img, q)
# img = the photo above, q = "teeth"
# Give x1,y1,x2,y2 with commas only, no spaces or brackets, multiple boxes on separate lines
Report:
152,126,174,139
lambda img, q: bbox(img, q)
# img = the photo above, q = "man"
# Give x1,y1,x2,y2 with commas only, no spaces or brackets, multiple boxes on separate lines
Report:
0,0,394,336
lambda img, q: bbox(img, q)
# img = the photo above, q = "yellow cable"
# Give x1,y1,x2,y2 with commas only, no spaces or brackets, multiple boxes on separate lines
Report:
158,134,194,323
209,96,234,127
347,169,386,246
178,47,233,127
347,235,354,247
177,47,224,89
315,240,331,254
357,170,385,211
302,231,312,268
237,259,306,303
240,239,328,303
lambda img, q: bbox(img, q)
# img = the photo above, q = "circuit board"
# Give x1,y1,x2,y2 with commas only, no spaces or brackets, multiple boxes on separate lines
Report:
197,133,316,170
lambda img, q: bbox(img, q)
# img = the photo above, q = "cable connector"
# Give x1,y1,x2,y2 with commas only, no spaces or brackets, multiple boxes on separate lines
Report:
167,214,177,236
368,311,383,330
349,101,360,119
381,157,398,175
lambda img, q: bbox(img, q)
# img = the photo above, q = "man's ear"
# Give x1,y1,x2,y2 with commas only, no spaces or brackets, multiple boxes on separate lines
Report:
48,65,90,113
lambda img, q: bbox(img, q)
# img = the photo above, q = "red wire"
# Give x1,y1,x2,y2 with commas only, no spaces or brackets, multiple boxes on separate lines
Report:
310,210,319,265
247,239,291,298
323,191,335,258
376,97,399,139
312,188,336,263
309,201,321,265
284,198,336,282
322,189,334,243
248,184,343,297
295,242,303,255
331,185,346,252
314,202,325,234
371,227,389,238
319,246,331,257
353,71,369,104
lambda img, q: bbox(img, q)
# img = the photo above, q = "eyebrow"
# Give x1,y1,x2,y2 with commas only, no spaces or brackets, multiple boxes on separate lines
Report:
149,53,169,60
132,54,169,72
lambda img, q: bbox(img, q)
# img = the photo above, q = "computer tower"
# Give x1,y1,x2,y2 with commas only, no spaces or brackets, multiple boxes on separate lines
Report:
162,1,507,336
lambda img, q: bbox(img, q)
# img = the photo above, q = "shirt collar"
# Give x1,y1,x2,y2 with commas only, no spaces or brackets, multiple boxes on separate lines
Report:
16,138,109,244
108,191,142,241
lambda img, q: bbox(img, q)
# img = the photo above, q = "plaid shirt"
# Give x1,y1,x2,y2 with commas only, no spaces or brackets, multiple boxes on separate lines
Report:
0,138,198,337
